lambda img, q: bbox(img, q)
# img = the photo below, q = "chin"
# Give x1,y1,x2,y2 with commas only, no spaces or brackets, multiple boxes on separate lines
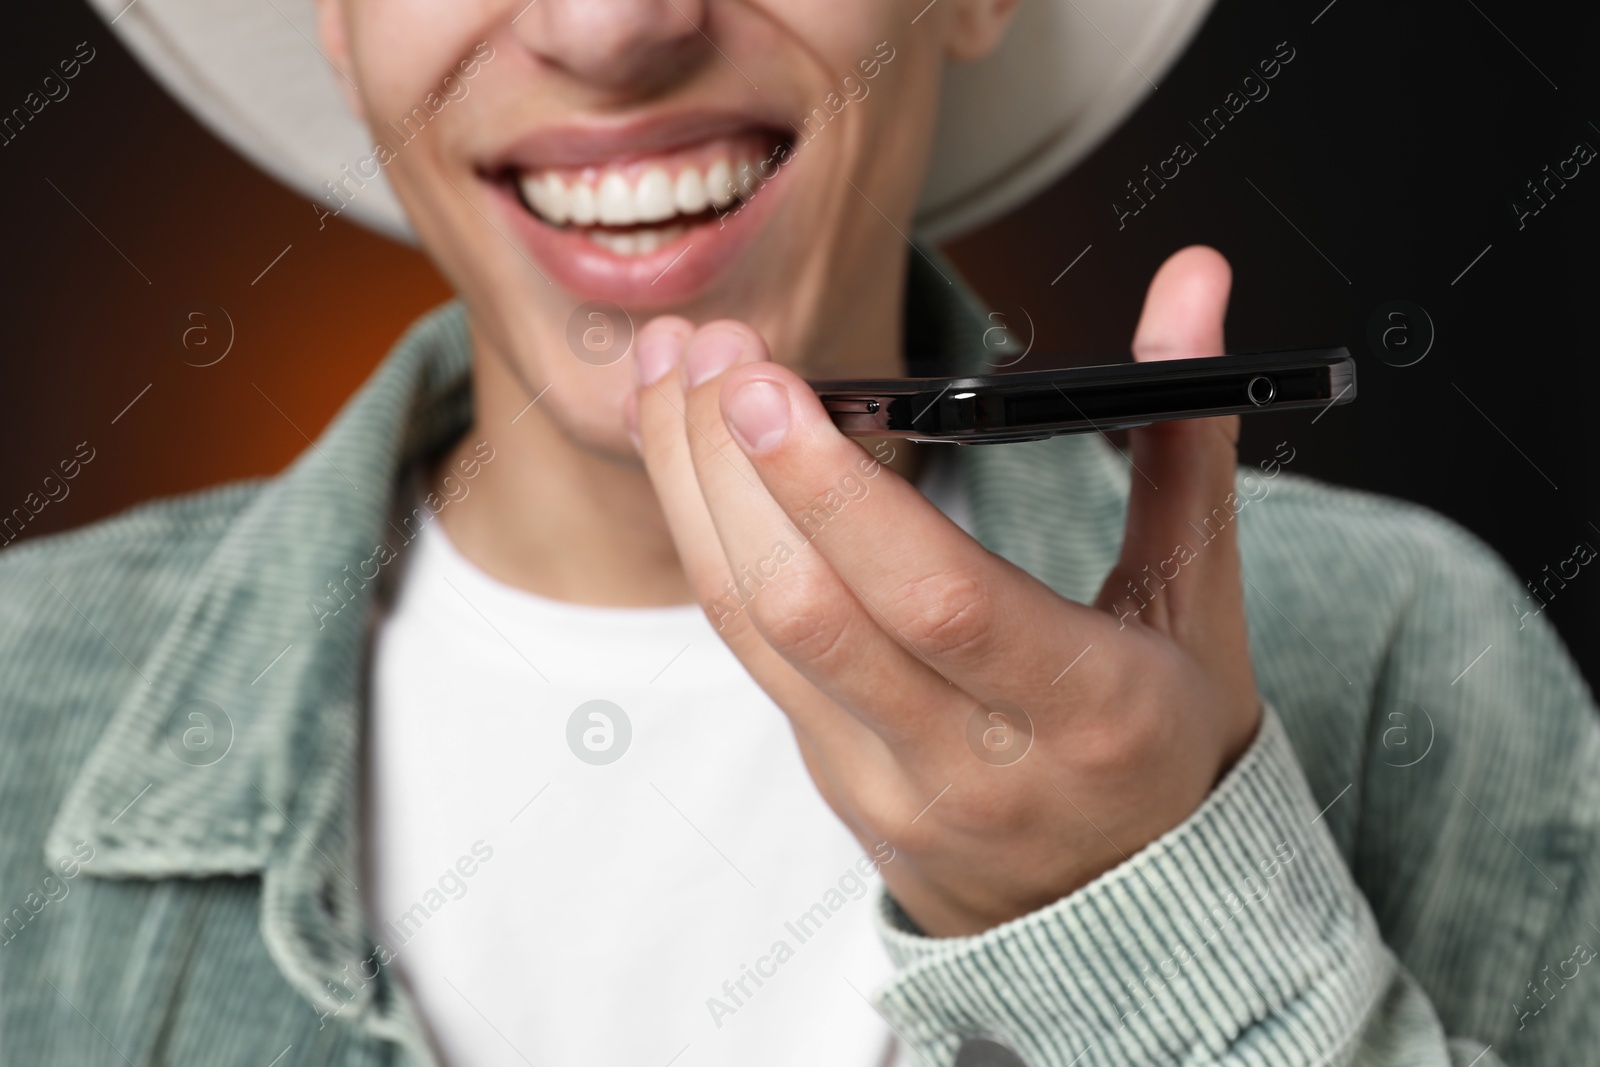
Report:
544,383,645,465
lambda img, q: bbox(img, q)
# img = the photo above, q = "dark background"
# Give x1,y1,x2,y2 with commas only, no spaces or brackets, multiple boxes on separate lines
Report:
3,0,1596,687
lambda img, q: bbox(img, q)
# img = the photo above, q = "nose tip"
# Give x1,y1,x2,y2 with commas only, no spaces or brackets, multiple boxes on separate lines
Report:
519,0,710,92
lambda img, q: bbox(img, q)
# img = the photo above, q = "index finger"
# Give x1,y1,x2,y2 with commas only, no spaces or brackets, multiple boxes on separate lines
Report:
716,360,1117,691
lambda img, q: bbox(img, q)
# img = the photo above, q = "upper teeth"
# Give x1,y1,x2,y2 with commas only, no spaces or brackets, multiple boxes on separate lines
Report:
518,156,754,229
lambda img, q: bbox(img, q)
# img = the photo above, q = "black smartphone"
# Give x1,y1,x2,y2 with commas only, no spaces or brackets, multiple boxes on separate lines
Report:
812,347,1355,444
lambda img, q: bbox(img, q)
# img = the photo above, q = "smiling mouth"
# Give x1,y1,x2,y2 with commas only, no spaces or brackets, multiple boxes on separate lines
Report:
500,129,788,256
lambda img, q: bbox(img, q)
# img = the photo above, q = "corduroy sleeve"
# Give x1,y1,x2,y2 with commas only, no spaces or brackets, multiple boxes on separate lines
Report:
871,521,1600,1066
869,705,1500,1065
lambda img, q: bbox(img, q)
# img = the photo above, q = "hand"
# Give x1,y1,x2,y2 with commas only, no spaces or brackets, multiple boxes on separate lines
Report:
628,246,1262,937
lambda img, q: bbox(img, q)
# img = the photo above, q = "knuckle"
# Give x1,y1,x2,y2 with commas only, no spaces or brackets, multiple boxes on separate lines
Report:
1071,682,1171,775
855,789,940,853
1071,718,1144,776
896,573,994,663
750,567,852,666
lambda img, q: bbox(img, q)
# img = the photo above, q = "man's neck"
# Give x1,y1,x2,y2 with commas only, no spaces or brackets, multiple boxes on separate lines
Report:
432,353,926,612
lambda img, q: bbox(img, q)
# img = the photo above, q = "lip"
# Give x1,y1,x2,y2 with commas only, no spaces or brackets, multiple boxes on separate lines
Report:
481,111,796,307
487,110,783,172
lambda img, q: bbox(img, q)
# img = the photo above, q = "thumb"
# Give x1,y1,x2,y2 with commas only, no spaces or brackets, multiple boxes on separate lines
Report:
1096,246,1247,654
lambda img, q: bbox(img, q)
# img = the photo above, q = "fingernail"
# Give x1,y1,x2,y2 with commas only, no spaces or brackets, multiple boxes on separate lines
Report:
684,329,745,387
636,327,684,385
725,379,790,453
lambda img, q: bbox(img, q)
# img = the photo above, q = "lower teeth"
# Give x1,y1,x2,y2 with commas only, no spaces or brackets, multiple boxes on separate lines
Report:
585,224,688,256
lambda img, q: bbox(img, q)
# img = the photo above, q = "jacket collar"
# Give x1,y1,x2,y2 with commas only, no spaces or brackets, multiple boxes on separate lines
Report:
47,299,477,1024
46,246,1128,1024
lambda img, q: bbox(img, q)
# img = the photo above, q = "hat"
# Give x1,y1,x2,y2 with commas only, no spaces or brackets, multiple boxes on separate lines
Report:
87,0,1213,243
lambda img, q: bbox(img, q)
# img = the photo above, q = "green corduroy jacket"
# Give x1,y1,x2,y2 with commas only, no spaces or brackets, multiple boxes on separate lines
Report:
2,253,1598,1066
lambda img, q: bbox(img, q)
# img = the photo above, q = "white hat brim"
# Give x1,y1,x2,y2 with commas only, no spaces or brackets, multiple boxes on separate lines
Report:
87,0,1214,244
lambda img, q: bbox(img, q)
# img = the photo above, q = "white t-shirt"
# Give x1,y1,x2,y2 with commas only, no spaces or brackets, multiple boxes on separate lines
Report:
368,447,972,1067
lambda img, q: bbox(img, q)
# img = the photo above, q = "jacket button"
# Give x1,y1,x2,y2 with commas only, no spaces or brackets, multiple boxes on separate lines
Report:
954,1036,1028,1066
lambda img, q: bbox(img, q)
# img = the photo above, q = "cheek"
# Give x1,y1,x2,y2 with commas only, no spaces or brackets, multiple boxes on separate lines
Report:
749,0,897,66
345,3,489,123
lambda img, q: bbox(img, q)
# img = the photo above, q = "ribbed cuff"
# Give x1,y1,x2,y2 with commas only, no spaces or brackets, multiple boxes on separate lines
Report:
873,704,1394,1066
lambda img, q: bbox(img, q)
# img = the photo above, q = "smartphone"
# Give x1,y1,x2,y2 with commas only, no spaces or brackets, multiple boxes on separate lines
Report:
812,347,1355,444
